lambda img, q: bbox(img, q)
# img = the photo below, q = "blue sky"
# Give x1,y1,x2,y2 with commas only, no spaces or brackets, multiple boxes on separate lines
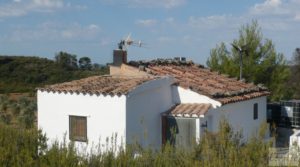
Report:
0,0,299,65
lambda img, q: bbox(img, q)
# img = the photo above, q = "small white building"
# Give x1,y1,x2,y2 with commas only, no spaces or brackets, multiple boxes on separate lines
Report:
37,50,270,152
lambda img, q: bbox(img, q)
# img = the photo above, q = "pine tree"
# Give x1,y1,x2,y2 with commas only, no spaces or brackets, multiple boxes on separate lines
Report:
207,20,291,101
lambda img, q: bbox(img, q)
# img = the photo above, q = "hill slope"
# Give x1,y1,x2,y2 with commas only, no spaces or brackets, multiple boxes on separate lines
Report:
0,56,108,93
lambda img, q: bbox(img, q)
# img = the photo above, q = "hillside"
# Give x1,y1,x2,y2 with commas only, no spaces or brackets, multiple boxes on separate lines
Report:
0,55,108,93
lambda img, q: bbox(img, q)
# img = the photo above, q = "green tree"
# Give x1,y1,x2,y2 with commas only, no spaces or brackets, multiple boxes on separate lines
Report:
92,63,101,70
55,51,78,70
294,48,300,62
78,57,92,70
207,21,291,101
288,48,300,98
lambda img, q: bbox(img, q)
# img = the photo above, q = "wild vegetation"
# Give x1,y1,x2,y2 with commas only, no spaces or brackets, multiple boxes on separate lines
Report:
0,51,108,93
0,94,277,166
0,94,36,129
288,48,300,99
207,21,292,101
0,78,280,167
0,118,278,167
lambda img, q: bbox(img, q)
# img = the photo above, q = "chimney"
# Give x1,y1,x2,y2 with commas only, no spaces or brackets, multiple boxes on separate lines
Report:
113,49,127,66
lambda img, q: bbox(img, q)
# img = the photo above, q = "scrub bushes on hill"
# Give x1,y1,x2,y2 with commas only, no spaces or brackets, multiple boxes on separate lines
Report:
0,55,108,93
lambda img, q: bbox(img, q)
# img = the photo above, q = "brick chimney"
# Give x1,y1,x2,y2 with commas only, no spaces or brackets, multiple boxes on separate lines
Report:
113,49,127,66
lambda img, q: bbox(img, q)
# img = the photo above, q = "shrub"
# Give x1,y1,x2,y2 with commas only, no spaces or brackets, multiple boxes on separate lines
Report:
0,119,279,167
0,124,46,167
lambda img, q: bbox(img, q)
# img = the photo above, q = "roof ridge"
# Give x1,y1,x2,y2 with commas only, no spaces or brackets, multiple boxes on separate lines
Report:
128,58,196,67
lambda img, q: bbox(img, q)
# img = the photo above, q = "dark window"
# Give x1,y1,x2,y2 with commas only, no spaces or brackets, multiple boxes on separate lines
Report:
69,116,87,142
254,103,258,120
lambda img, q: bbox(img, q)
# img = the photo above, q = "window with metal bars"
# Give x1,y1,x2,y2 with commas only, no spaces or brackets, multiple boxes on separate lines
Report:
69,116,87,142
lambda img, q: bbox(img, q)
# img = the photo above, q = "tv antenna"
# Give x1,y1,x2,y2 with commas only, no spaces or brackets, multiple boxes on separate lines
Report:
118,33,145,50
231,43,249,81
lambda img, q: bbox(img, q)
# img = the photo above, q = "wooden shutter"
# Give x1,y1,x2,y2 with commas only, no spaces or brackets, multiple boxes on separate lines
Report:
69,116,87,142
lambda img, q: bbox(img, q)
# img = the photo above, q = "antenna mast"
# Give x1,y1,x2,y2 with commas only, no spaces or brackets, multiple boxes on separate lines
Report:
231,43,248,81
118,33,144,50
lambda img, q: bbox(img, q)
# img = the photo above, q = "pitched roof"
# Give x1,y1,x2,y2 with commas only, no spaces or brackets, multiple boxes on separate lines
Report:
38,76,154,96
129,59,270,104
165,103,211,117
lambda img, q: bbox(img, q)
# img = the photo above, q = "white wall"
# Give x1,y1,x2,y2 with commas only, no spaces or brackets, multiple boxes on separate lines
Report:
172,87,268,141
290,130,300,150
37,90,126,153
206,96,268,141
173,86,221,108
126,77,174,149
38,78,268,153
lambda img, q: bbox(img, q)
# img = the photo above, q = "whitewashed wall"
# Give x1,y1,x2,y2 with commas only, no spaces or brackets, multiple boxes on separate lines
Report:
206,96,268,141
126,77,174,149
173,86,221,108
37,90,126,153
173,87,268,141
38,77,268,153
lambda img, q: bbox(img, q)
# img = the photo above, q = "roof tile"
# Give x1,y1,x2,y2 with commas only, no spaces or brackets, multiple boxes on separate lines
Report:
129,59,270,104
38,76,154,96
167,103,211,117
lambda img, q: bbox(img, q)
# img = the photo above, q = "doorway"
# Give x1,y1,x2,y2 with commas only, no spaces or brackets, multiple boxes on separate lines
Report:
162,116,196,148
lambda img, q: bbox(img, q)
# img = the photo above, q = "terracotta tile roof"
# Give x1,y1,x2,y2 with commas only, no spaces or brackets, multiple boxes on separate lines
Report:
38,76,154,96
129,59,270,104
217,91,270,104
166,103,211,117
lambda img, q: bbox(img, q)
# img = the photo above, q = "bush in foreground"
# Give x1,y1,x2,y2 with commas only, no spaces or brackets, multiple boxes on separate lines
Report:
0,120,279,167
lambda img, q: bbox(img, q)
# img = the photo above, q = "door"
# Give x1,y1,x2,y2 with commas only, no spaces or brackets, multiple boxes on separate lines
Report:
164,117,196,148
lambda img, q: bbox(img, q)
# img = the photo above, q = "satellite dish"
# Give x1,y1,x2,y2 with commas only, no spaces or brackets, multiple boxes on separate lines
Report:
118,33,146,50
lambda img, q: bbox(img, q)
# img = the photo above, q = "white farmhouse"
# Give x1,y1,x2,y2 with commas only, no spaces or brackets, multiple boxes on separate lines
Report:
37,50,270,152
